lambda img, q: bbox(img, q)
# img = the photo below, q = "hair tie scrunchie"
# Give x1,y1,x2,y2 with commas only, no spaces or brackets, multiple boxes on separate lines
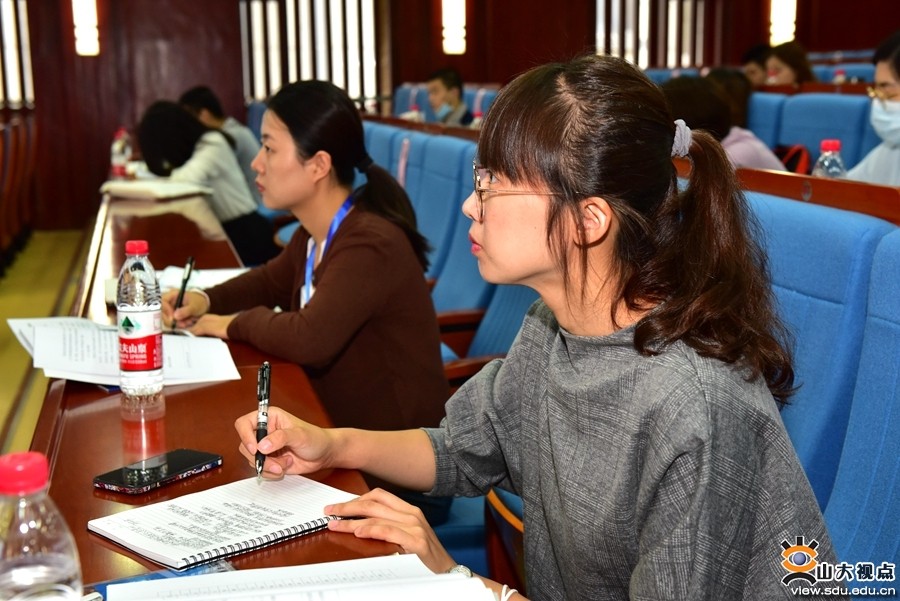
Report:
356,155,374,172
671,119,692,158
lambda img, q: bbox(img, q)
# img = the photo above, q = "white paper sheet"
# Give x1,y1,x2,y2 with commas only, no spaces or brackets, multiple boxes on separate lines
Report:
7,317,239,386
105,554,495,601
100,180,214,199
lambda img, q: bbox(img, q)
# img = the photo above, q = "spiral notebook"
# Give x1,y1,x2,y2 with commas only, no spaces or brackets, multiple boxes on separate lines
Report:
87,476,357,570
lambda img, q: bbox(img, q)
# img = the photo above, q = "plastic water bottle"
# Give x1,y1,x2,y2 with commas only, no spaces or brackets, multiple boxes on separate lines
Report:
109,126,132,179
117,239,164,398
0,451,83,600
811,139,847,179
470,111,483,129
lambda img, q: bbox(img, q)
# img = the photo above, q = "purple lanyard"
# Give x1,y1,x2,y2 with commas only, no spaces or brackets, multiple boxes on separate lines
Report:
302,196,353,307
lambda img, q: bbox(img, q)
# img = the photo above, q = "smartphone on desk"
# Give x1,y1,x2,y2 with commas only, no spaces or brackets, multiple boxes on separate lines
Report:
92,449,223,495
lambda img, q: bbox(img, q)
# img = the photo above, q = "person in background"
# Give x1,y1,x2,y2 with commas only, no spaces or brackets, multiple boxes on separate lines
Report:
705,67,753,127
426,68,474,127
663,75,784,171
179,85,264,206
766,40,817,86
235,55,841,600
164,81,451,522
137,101,280,265
741,42,771,87
847,30,900,186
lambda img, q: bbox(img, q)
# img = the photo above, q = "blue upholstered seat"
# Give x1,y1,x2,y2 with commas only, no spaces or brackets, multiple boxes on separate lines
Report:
246,101,266,142
274,220,301,247
812,64,836,82
441,285,539,362
415,136,473,278
362,121,403,174
431,495,489,576
747,92,787,149
431,146,495,316
776,93,871,168
747,192,895,508
392,84,415,116
824,229,900,570
835,62,876,83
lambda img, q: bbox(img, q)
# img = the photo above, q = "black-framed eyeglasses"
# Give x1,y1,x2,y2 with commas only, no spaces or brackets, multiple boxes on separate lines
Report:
472,161,562,222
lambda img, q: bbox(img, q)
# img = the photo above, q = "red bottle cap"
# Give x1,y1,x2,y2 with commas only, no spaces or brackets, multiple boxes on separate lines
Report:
125,240,149,255
0,452,49,495
820,139,841,152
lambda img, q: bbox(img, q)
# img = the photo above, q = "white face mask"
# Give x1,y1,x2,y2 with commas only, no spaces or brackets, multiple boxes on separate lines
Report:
871,99,900,147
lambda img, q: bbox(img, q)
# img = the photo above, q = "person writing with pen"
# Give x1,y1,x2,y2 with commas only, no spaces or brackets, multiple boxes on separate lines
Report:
234,55,842,600
162,81,450,522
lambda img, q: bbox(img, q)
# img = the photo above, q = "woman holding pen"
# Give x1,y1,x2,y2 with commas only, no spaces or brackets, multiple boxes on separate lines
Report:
235,55,842,600
163,81,450,520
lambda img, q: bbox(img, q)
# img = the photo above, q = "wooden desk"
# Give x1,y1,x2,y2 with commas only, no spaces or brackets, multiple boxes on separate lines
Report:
30,194,395,585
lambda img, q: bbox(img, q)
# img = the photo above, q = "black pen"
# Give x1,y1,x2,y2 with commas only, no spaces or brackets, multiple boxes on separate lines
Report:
172,256,195,330
255,362,271,482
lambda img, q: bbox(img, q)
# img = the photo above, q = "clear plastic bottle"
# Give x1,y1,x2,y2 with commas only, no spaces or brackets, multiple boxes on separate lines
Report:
117,239,164,398
470,111,483,129
811,139,847,179
0,451,83,600
109,126,132,180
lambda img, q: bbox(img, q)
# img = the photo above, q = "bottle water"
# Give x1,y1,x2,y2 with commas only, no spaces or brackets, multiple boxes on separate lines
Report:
117,239,164,398
811,139,847,179
0,451,83,600
470,111,483,129
109,126,132,180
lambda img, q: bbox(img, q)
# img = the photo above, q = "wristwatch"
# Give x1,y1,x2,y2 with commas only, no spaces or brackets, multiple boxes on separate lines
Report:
447,564,473,578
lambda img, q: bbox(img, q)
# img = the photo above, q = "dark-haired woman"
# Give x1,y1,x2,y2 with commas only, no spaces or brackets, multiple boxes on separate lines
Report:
234,55,843,600
164,81,449,481
137,101,280,265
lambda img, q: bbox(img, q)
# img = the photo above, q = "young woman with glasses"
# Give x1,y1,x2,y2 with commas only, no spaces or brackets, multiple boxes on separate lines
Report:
235,55,842,600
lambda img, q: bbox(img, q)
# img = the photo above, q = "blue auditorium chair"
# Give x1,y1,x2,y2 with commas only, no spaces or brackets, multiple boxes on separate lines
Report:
643,68,673,84
392,83,416,116
747,191,895,508
472,88,499,118
747,92,787,149
362,121,403,174
776,93,871,168
824,229,900,575
812,64,835,82
415,135,472,279
246,100,267,141
835,62,876,83
431,141,494,316
441,284,539,370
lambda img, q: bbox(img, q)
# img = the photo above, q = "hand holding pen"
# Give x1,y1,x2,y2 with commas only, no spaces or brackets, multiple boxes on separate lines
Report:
256,362,271,482
172,256,195,320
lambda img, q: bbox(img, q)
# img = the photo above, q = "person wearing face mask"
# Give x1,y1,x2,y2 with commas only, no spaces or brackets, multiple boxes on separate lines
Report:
425,68,474,127
848,30,900,186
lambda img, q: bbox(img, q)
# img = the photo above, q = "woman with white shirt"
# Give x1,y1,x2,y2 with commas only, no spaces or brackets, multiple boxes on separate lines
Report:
137,101,280,265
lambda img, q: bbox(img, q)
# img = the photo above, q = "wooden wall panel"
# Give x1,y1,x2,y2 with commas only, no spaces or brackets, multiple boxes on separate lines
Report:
389,0,595,87
796,0,898,54
27,0,245,230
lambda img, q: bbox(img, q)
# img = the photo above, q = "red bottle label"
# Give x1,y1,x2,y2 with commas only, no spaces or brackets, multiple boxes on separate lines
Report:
118,310,163,371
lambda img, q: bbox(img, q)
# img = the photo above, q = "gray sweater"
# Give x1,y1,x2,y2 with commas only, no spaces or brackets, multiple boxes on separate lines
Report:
426,300,844,600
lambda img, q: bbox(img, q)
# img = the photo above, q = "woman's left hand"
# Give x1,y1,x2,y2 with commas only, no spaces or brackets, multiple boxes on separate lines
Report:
325,488,457,574
188,313,237,339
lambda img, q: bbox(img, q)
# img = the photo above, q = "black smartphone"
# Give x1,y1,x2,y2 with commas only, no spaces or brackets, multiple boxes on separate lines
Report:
92,449,223,495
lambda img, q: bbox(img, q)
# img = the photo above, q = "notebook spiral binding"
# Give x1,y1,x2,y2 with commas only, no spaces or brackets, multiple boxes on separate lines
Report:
180,515,334,569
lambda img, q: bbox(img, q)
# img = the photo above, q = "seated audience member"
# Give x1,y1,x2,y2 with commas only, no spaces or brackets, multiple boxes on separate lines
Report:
137,101,280,265
705,67,753,127
742,42,771,88
663,76,784,170
766,40,817,86
236,55,842,600
848,30,900,186
179,85,264,206
426,67,474,127
165,81,450,489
